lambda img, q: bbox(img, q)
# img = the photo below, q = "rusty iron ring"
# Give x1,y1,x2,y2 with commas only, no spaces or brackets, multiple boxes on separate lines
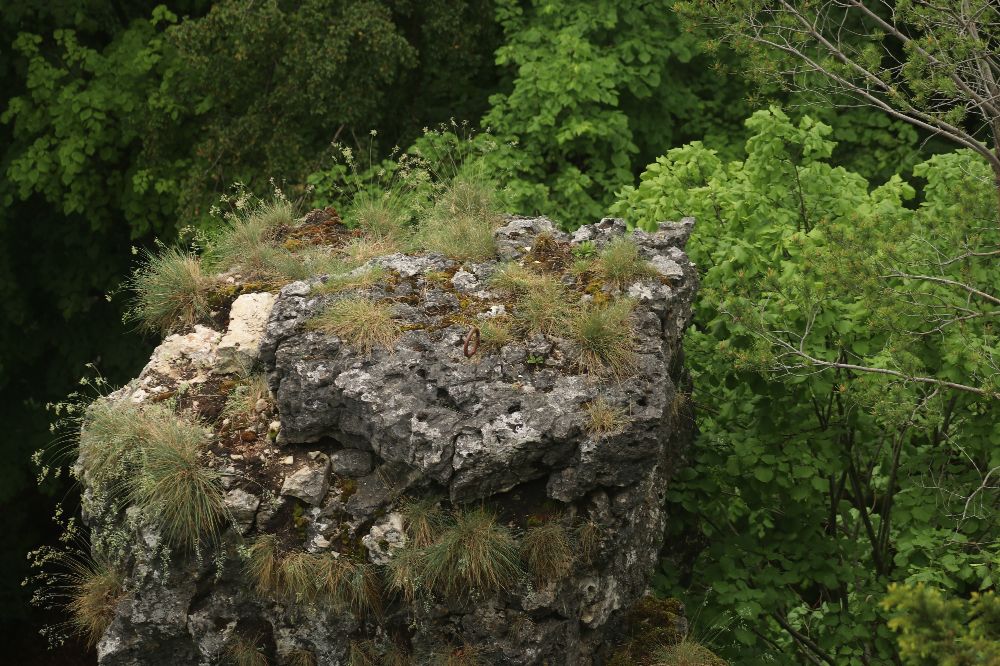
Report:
463,326,481,358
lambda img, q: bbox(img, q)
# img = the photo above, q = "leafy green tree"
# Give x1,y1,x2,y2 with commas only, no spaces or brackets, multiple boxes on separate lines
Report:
482,0,754,227
680,0,1000,211
614,107,999,664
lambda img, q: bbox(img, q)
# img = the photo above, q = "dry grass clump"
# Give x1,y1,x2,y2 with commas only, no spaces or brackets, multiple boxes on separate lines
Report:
225,634,268,666
342,235,403,265
389,506,523,601
419,171,503,261
130,413,225,550
65,552,124,648
432,645,483,666
596,237,657,286
571,299,637,376
306,297,400,354
286,650,318,666
576,519,602,562
400,496,443,548
244,537,382,616
584,397,630,437
206,199,295,278
129,248,215,334
521,520,574,585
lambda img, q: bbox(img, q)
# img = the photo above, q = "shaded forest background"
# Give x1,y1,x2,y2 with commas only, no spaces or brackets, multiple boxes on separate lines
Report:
2,1,997,664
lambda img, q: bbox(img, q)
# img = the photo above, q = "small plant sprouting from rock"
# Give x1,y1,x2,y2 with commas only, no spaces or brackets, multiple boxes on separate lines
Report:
521,519,574,585
244,536,383,617
225,633,269,666
65,551,125,648
307,297,401,354
222,373,271,423
313,266,387,295
206,197,295,280
390,506,524,601
129,247,215,335
400,496,444,548
130,411,225,550
419,166,504,261
596,236,657,287
572,299,638,377
287,649,318,666
432,644,484,666
584,397,630,437
78,400,225,550
576,519,602,563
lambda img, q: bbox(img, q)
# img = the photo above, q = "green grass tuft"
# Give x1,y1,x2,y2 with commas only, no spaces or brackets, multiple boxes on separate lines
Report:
402,506,524,600
222,374,271,424
419,171,502,261
521,520,574,585
206,199,295,279
78,399,147,489
478,317,513,350
348,188,414,243
129,247,215,334
129,411,225,550
400,496,443,549
571,299,637,376
596,237,656,287
654,641,730,666
313,267,387,295
306,297,400,354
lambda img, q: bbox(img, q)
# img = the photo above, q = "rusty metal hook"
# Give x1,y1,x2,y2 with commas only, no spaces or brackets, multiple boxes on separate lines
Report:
463,326,481,358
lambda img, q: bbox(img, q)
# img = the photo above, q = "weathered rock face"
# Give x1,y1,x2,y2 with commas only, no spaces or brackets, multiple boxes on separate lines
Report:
89,215,697,666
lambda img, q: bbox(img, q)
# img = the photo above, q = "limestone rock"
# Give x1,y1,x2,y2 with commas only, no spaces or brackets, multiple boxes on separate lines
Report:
216,292,277,373
279,455,330,505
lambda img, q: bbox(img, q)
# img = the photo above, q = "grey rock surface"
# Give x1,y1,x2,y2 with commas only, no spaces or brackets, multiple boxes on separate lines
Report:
88,215,697,666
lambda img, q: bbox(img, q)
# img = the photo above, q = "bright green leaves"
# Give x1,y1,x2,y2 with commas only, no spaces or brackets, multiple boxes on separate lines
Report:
623,108,1000,663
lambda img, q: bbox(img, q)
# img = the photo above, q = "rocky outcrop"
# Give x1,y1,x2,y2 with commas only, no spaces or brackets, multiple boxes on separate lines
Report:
87,215,697,665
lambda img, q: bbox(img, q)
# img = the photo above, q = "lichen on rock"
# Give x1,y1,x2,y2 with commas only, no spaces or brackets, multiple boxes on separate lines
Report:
79,214,699,665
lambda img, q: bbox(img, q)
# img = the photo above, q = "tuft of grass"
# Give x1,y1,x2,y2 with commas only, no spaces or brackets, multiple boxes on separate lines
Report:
596,236,656,287
306,297,401,354
287,650,317,666
313,266,387,295
348,189,414,243
225,634,268,666
571,299,637,376
66,552,124,648
432,645,483,666
653,641,729,666
419,171,502,261
222,374,271,423
244,539,382,616
342,235,402,265
521,520,574,585
514,279,575,337
78,399,147,489
576,519,602,563
78,400,226,549
267,246,350,282
416,506,523,599
400,496,443,548
478,317,513,350
206,199,295,279
584,397,630,436
129,247,215,334
489,263,550,294
130,413,225,550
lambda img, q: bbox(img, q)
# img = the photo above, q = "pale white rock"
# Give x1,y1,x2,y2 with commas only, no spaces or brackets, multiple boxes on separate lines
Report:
224,488,260,534
136,325,221,390
361,512,406,565
216,292,277,373
280,455,331,505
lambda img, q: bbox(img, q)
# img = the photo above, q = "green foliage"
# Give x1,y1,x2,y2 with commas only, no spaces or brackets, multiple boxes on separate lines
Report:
882,584,1000,666
128,247,214,334
616,107,1000,663
483,0,753,226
